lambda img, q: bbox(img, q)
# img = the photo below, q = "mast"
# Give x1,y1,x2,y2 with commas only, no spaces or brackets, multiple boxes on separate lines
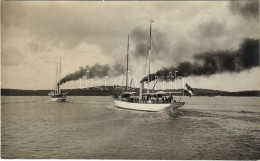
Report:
126,35,129,91
55,63,58,94
58,58,61,93
147,19,153,93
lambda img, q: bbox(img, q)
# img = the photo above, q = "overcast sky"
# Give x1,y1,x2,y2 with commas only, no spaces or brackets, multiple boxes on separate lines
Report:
1,1,259,91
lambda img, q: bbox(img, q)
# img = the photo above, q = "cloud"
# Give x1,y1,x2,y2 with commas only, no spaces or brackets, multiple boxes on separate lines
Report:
130,20,228,66
2,2,131,51
1,1,259,90
194,20,226,40
229,0,259,20
131,26,171,58
28,41,50,53
2,1,258,61
1,47,26,66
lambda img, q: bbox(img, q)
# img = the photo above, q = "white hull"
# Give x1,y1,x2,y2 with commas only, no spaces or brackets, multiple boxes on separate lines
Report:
51,97,66,102
114,99,185,112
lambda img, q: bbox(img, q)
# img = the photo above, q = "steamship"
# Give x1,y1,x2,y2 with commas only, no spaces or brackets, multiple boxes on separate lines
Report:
48,59,68,102
113,20,192,112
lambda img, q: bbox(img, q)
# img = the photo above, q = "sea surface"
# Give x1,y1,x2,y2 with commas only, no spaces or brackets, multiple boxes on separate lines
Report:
1,96,260,159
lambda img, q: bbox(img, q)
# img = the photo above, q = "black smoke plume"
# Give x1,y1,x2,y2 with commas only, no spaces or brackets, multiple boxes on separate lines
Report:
58,63,125,85
141,38,259,83
229,0,259,19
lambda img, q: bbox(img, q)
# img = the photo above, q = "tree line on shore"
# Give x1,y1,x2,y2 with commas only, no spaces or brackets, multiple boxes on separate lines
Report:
1,87,259,97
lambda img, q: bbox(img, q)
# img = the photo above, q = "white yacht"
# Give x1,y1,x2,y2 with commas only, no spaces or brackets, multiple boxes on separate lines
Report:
48,59,68,102
113,20,191,112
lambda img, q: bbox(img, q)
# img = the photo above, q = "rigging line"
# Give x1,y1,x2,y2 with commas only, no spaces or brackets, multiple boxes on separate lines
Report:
58,58,62,93
151,42,156,89
56,63,59,92
54,64,58,92
152,78,159,90
130,78,133,86
144,45,149,79
128,49,131,88
152,43,155,74
129,37,133,87
129,52,134,88
126,34,129,90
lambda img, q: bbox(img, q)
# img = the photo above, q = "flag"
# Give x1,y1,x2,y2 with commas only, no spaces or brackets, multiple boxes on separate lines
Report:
184,83,193,97
185,83,193,92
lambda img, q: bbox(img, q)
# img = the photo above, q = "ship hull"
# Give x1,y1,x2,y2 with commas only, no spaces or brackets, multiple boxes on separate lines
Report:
113,99,185,112
50,97,66,102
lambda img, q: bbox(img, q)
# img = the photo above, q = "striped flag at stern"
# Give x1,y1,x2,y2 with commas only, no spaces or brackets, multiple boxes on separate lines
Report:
184,83,193,97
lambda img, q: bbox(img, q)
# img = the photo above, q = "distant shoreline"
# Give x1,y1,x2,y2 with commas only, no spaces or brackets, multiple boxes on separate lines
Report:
1,87,259,97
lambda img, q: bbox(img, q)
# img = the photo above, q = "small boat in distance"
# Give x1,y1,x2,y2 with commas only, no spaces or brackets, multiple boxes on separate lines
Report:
48,59,68,102
113,20,190,112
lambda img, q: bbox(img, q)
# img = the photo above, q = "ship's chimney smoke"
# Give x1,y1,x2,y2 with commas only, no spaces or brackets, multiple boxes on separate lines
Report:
141,38,259,83
58,63,125,85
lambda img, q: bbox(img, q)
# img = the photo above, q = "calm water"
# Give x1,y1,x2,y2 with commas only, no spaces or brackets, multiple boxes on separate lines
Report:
1,96,260,159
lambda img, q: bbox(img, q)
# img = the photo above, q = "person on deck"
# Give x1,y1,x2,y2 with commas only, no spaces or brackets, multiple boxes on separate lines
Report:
169,94,173,103
147,98,152,104
114,92,118,98
156,96,159,103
